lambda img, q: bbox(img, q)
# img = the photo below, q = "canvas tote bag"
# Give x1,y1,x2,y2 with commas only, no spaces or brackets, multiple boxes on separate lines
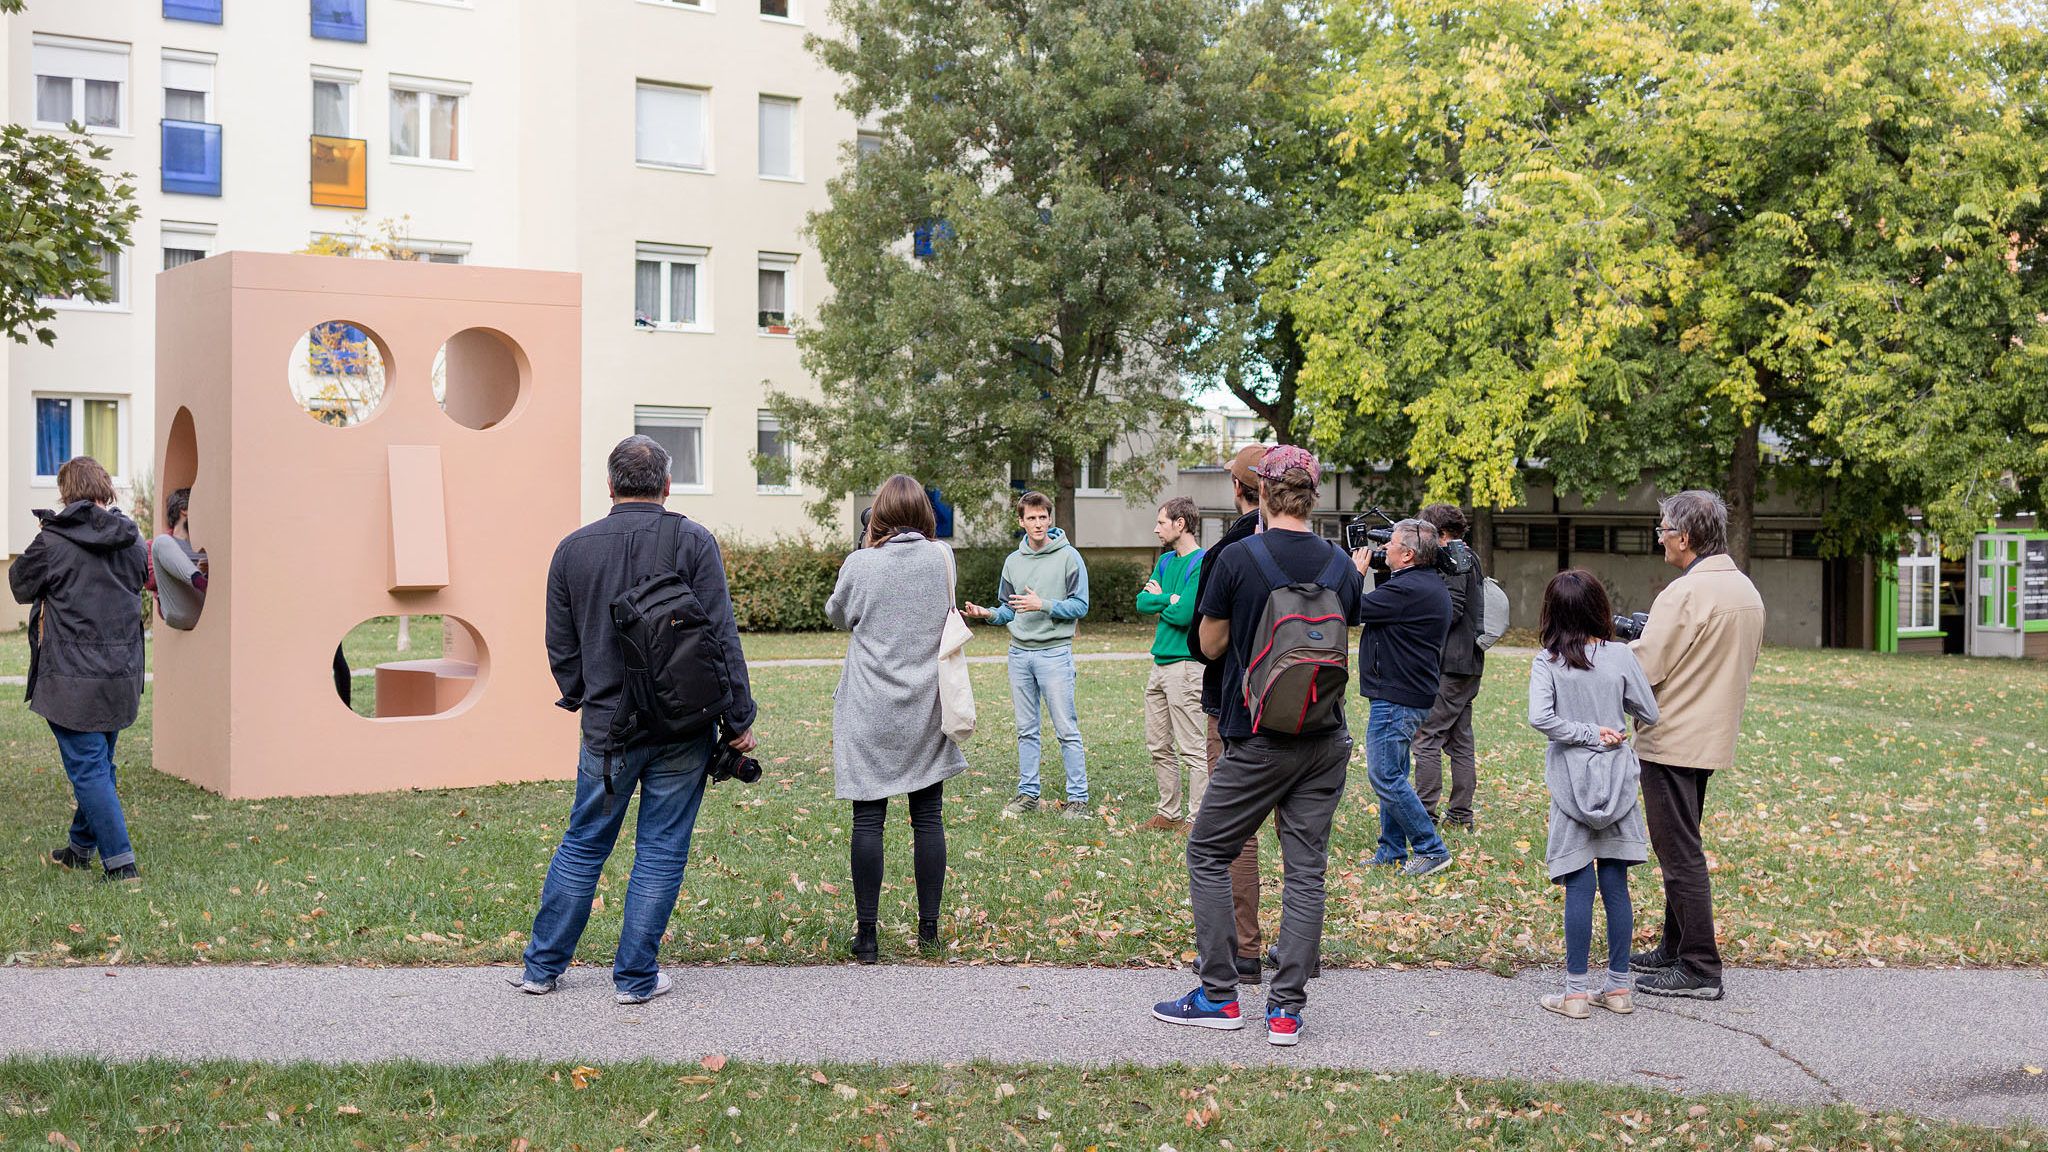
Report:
936,543,977,743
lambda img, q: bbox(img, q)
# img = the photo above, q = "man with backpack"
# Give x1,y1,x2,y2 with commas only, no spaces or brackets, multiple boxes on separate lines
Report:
1355,519,1455,877
512,435,757,1005
1411,503,1486,831
1154,445,1360,1047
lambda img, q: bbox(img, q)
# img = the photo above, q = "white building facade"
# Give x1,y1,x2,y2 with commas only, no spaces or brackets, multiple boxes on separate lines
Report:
2,0,855,627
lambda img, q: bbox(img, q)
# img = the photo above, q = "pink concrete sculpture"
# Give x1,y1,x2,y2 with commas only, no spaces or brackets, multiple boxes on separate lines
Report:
153,252,581,798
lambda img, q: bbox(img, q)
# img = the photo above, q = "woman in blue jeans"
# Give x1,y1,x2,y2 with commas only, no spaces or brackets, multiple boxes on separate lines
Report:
9,457,148,880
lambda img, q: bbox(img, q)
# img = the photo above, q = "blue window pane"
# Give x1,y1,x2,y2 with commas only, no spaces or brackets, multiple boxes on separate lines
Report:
162,120,223,196
311,0,366,42
927,488,954,539
912,219,954,259
164,0,223,23
36,399,72,477
309,322,373,376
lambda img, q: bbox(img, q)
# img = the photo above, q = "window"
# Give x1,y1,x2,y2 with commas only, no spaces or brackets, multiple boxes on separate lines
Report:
756,413,791,491
33,36,128,132
162,222,215,269
34,396,126,481
856,130,882,162
312,69,358,137
43,246,125,310
1572,524,1610,554
638,82,708,170
391,239,469,264
1526,522,1560,551
312,0,368,42
1611,525,1654,555
1898,535,1940,632
390,78,467,163
635,406,706,490
164,0,224,24
757,253,796,332
162,51,213,121
1079,444,1111,492
635,244,709,330
758,96,799,178
761,0,794,17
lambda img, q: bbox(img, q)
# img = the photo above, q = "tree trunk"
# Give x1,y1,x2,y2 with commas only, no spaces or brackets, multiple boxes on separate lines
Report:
1052,453,1080,544
1726,419,1761,573
1472,505,1495,575
396,615,411,653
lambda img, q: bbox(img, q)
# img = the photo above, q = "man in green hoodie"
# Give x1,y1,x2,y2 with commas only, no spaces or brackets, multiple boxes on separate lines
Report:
964,492,1093,819
1136,496,1205,830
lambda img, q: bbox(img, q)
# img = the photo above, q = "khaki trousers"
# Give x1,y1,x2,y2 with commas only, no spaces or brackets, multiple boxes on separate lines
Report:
1144,660,1208,820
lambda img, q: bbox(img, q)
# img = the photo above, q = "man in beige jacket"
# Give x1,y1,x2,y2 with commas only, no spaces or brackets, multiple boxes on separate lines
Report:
1628,490,1765,1001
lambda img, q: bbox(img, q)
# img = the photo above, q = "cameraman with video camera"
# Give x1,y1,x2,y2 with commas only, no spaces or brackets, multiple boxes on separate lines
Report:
512,435,759,1006
1351,519,1456,877
1412,504,1486,832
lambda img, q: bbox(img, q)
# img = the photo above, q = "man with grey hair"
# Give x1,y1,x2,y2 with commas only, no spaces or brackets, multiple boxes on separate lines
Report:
1628,489,1765,1001
514,434,758,1005
1349,518,1455,877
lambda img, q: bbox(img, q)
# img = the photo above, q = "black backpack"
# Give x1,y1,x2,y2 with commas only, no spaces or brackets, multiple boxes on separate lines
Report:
1239,534,1353,735
602,513,733,790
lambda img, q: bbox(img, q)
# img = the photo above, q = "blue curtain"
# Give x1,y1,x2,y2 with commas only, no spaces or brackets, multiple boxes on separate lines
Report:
36,398,71,476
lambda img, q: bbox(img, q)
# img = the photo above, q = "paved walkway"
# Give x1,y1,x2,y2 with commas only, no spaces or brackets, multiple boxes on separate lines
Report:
3,965,2041,1128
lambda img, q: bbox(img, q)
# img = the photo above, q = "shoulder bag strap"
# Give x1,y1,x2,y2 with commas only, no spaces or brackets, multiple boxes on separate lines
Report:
1314,542,1354,590
1241,533,1290,591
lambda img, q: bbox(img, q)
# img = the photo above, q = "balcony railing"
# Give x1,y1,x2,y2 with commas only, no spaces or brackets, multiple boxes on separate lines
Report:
310,135,367,209
162,119,222,196
311,0,366,42
164,0,223,23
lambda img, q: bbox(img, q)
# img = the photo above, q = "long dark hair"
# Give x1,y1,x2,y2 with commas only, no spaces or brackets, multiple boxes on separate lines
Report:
1539,569,1613,671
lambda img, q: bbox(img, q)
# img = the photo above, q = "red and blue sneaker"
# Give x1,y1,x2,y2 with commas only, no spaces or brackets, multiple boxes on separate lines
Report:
1152,987,1243,1030
1266,1006,1303,1046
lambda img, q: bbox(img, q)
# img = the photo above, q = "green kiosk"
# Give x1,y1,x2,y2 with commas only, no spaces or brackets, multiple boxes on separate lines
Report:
1967,530,2048,660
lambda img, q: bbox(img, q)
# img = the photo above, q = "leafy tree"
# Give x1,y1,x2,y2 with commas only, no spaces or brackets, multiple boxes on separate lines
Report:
771,0,1272,532
0,122,138,346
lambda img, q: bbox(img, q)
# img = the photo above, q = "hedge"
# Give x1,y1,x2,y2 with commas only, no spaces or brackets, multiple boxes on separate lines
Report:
720,541,1159,631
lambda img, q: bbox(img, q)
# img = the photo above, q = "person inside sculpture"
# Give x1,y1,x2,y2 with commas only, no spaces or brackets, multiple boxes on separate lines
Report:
11,456,149,881
149,487,207,631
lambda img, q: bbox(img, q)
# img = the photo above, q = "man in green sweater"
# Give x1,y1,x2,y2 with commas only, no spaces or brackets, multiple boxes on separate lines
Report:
1136,496,1206,830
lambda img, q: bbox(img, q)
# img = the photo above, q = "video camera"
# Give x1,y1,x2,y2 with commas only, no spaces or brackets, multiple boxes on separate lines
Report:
1342,507,1475,578
1611,612,1650,642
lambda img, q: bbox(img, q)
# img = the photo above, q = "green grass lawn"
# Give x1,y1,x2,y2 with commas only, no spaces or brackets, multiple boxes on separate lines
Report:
0,638,2042,970
3,1057,2035,1152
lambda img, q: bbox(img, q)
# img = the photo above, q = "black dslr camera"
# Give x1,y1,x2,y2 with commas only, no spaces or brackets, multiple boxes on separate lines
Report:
708,723,762,785
1343,508,1474,578
1611,612,1650,642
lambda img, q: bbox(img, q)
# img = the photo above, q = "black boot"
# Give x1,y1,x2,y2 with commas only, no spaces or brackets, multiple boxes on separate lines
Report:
852,921,879,965
50,846,90,870
917,917,941,954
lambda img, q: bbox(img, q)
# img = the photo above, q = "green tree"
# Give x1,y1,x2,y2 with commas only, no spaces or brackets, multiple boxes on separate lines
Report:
0,122,139,346
771,0,1271,532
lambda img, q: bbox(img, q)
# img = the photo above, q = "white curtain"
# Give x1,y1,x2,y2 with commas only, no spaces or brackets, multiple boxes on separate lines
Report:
313,80,349,136
428,93,459,160
83,80,120,128
636,85,705,168
390,89,420,157
634,260,661,323
669,263,696,323
35,76,72,123
758,97,795,177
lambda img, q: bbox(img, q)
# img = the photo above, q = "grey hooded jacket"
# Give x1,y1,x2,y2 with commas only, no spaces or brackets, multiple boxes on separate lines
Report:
1527,641,1660,880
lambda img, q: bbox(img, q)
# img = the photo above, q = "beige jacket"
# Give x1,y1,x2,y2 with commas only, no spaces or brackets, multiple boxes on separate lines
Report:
1629,554,1765,770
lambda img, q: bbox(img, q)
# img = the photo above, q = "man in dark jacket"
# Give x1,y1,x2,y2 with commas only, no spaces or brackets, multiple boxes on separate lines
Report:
514,435,758,1005
1352,518,1454,876
1411,504,1485,830
10,457,147,880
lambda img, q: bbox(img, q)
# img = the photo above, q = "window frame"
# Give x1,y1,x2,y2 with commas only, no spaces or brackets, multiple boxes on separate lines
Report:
636,81,713,173
161,221,216,270
32,393,131,487
760,0,799,22
634,405,710,493
755,411,795,493
393,238,471,264
161,48,215,123
1897,534,1943,635
635,243,712,333
41,245,127,312
1077,444,1113,495
312,67,360,139
32,35,131,136
756,251,797,335
756,94,801,181
637,0,714,11
388,75,471,167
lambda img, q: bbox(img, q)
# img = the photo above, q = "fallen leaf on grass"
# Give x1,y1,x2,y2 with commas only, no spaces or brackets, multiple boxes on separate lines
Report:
47,1133,80,1152
833,1083,859,1100
569,1065,601,1090
701,1053,729,1072
334,1105,361,1116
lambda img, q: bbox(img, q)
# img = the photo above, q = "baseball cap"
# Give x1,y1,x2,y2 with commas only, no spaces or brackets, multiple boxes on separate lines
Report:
1250,444,1321,492
1226,444,1268,490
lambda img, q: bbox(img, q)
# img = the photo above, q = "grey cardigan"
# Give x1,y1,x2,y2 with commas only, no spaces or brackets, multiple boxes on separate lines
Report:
1527,642,1660,880
824,533,968,802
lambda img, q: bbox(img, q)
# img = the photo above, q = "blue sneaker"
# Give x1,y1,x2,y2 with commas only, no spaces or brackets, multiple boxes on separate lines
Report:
1152,987,1244,1030
1266,1006,1302,1046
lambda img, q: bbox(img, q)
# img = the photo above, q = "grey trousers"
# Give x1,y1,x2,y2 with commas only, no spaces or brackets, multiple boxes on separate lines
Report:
1187,730,1351,1011
1412,671,1482,825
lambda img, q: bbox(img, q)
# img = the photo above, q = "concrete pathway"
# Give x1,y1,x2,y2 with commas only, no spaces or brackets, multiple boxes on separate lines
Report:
3,964,2041,1129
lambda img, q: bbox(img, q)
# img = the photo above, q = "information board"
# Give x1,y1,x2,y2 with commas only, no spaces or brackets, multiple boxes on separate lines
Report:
2025,538,2048,623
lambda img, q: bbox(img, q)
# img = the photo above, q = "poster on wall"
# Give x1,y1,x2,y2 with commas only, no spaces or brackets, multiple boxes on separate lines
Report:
2025,538,2048,623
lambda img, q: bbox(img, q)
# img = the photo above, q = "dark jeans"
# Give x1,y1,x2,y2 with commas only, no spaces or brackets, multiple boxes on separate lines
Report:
1560,860,1633,975
1206,713,1262,958
850,781,947,924
1187,730,1350,1012
521,734,714,998
1640,760,1721,980
49,723,134,871
1365,699,1447,863
1412,671,1481,825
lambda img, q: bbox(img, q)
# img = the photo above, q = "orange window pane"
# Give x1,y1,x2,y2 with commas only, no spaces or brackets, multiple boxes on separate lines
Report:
310,135,367,209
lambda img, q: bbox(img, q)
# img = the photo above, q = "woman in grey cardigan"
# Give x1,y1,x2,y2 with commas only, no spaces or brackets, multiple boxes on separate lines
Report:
1528,570,1659,1019
824,475,968,964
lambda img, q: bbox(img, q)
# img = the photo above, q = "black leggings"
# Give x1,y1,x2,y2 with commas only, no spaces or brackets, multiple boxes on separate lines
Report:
850,781,946,924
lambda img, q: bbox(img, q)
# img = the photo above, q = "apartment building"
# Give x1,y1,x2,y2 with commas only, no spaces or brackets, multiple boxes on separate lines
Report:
2,0,855,627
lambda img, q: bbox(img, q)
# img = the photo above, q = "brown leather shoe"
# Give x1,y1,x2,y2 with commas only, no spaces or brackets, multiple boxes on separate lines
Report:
1142,815,1181,831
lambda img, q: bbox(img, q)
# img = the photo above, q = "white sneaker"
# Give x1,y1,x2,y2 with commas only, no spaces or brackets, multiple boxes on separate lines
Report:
615,971,672,1005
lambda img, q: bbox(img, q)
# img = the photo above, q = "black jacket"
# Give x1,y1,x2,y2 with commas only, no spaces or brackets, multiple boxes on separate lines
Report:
545,503,757,747
1186,508,1260,716
1355,563,1451,710
1439,547,1487,678
10,501,147,732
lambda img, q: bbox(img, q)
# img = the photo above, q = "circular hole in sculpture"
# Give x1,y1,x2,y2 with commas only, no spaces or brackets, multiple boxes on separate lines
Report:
152,407,209,630
288,320,388,427
431,327,526,430
334,614,488,720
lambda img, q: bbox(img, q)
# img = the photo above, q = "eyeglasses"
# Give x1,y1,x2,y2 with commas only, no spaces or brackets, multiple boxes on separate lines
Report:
1653,524,1680,539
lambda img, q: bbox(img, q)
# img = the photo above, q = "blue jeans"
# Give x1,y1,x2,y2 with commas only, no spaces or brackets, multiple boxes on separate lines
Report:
1364,699,1447,863
49,723,134,871
521,733,713,997
1561,860,1633,976
1010,645,1087,803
